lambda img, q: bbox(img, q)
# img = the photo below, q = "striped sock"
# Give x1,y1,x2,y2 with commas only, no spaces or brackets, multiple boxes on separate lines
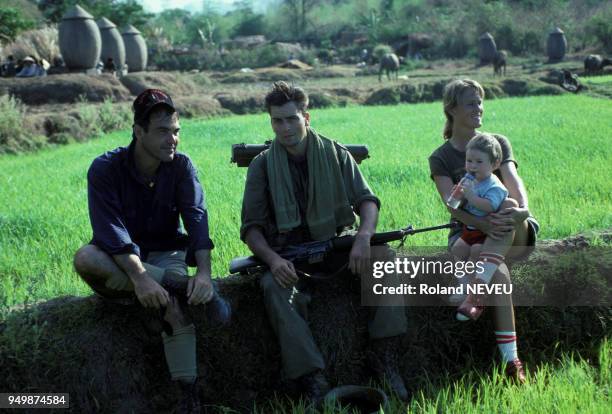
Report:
475,253,505,284
495,331,518,362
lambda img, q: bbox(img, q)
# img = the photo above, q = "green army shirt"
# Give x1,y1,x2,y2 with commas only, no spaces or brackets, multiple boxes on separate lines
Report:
241,140,380,247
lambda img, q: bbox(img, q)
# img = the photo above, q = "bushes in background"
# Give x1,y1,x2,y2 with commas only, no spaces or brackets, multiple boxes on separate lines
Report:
1,25,59,63
0,95,44,154
151,44,316,72
0,96,131,154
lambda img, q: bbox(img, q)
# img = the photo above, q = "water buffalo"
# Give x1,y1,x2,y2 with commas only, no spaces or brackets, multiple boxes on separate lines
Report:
584,54,611,75
379,53,399,81
493,50,507,76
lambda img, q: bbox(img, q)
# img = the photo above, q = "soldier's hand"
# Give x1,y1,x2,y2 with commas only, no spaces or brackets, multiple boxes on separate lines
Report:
133,275,169,309
270,257,298,288
187,273,214,305
349,234,371,277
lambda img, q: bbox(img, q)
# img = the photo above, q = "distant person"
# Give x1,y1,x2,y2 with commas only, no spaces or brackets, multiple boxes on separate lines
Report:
95,60,104,75
73,89,231,413
240,81,409,403
428,79,540,383
16,56,40,78
360,48,369,63
35,58,47,77
40,58,50,71
48,56,68,75
103,57,117,76
1,55,17,77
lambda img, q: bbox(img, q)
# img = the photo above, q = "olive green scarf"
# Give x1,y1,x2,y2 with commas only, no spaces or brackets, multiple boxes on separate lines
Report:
267,128,355,241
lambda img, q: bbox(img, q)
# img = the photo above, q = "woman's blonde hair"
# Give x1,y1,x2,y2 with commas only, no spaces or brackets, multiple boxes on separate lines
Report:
442,79,485,140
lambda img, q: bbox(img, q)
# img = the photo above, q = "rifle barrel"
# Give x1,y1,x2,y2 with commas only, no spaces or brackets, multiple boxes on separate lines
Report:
330,223,454,251
407,223,456,235
230,222,456,274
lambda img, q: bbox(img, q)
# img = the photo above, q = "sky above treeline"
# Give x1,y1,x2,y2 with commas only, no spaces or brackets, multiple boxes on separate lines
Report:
136,0,277,14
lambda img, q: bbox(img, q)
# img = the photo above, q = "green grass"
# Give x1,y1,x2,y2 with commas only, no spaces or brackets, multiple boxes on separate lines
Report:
253,340,611,413
0,94,611,310
584,74,612,85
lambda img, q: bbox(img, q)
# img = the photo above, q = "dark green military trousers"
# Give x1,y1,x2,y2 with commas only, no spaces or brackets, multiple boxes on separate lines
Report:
260,245,408,379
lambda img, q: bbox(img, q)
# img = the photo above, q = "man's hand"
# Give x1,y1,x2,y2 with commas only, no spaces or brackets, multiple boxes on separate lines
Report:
349,233,371,277
187,272,214,305
270,257,299,288
133,275,169,308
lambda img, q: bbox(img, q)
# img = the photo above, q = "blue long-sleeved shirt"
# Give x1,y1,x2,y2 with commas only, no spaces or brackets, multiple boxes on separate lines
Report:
87,141,214,266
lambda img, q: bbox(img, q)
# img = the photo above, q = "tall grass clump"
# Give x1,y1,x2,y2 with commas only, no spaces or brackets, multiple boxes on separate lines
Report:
373,44,393,60
98,99,132,133
407,340,612,413
2,25,60,62
253,341,612,414
0,95,44,154
255,341,612,413
66,98,132,144
586,5,612,54
75,96,102,141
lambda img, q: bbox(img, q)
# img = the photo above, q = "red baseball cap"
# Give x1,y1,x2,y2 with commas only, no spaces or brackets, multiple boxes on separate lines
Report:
133,89,176,124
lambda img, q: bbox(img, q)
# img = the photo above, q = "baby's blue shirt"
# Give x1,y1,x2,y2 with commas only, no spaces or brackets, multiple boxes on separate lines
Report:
464,175,508,217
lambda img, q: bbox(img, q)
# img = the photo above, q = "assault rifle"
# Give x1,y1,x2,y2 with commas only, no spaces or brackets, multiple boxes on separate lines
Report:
231,141,370,167
229,223,457,275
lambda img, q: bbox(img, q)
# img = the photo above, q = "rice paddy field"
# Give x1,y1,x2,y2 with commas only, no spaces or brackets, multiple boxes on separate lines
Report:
0,93,611,412
0,93,611,311
584,74,612,85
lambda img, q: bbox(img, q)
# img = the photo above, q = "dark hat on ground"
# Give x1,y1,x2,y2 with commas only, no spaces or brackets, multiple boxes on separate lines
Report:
321,385,389,414
133,89,176,123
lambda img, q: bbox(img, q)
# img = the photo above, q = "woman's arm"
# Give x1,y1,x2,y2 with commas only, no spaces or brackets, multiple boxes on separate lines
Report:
499,162,528,208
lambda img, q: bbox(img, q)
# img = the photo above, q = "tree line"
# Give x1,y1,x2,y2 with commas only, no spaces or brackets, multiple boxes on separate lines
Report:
2,0,611,59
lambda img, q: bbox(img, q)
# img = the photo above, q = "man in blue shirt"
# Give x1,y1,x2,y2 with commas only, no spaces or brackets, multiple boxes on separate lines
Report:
74,89,219,413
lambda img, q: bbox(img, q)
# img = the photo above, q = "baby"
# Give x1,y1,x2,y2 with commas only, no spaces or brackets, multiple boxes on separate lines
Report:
450,133,508,294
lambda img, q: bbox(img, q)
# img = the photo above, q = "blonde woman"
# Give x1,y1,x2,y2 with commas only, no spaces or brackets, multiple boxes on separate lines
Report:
428,79,539,383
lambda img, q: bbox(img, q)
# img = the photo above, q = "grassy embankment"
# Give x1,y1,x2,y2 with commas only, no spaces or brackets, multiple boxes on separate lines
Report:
0,94,610,311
